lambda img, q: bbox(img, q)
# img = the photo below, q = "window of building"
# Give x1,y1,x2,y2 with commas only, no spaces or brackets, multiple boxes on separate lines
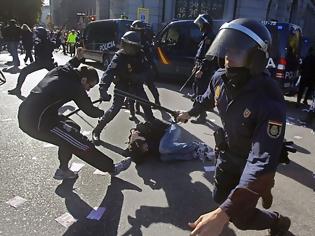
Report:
175,0,225,19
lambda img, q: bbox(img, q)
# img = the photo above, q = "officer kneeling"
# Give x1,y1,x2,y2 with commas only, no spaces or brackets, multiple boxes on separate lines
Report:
177,19,291,236
18,48,131,180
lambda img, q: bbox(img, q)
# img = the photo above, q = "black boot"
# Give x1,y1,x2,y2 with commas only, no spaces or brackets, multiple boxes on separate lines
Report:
8,87,21,96
268,213,291,236
262,188,273,209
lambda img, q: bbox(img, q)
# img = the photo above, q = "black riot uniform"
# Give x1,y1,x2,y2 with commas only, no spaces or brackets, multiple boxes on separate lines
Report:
92,31,155,145
130,20,160,108
18,57,128,175
8,27,61,96
181,19,291,235
190,14,216,123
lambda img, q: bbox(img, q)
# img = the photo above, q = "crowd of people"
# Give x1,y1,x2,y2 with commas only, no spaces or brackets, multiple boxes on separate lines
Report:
0,16,308,236
0,19,83,72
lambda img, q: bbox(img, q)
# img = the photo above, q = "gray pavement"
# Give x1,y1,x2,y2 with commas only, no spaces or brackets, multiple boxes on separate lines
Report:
0,51,314,236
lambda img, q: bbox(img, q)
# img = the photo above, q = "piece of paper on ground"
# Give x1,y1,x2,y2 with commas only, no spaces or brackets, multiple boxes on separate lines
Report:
86,207,106,220
6,196,27,208
293,136,303,140
93,169,106,175
82,131,91,136
55,213,77,228
44,143,55,148
204,166,216,172
70,162,85,172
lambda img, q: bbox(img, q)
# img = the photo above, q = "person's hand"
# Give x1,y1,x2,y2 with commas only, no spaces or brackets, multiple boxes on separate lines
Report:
195,70,203,79
176,111,191,123
76,47,85,60
188,208,229,236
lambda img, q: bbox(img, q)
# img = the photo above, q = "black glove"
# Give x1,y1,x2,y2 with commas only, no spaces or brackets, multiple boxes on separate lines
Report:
99,86,112,101
100,92,111,102
279,141,296,164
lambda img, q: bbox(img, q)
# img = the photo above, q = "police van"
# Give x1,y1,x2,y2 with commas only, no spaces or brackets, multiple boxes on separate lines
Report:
262,21,302,95
82,19,133,67
153,19,225,81
154,19,303,96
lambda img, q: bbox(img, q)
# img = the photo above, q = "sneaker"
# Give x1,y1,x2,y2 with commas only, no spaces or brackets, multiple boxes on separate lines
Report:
92,128,102,146
53,168,78,180
268,214,291,236
110,157,132,176
193,142,214,162
8,88,21,96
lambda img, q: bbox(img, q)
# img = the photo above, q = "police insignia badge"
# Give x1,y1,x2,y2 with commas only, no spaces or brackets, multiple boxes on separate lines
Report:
214,86,221,105
243,108,251,118
267,120,283,138
127,64,132,72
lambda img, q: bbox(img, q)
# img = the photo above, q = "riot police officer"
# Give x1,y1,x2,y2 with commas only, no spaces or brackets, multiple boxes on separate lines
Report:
8,27,61,96
92,31,155,145
177,18,291,236
130,20,161,113
190,14,216,124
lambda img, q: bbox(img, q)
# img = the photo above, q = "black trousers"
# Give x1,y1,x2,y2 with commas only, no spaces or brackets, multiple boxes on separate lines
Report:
18,113,115,173
213,155,278,230
23,47,33,63
297,76,313,103
15,60,56,90
96,83,154,131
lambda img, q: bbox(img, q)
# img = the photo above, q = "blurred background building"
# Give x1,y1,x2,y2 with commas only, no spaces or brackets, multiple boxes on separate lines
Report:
49,0,315,40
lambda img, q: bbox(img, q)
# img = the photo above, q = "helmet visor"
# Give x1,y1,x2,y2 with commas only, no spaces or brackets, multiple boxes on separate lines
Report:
206,28,259,60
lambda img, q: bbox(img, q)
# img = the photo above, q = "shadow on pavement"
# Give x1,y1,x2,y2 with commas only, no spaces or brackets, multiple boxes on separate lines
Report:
277,160,315,191
119,127,237,236
56,177,141,236
286,99,315,130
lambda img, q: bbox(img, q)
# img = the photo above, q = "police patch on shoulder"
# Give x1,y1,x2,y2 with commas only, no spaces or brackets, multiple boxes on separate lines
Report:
215,86,221,99
214,86,221,106
243,108,251,118
267,120,283,139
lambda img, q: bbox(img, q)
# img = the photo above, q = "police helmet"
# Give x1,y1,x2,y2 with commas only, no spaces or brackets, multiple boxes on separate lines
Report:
194,14,212,32
121,31,143,55
206,18,272,74
130,20,147,31
35,27,48,41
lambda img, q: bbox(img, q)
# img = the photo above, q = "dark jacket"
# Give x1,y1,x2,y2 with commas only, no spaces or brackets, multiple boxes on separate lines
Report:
18,57,103,132
99,49,151,95
189,68,286,218
2,24,21,42
195,31,215,75
21,30,33,50
34,34,61,62
126,119,170,163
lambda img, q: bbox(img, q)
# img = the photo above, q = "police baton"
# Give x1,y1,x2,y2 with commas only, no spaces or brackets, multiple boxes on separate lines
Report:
66,99,102,117
179,69,197,92
114,88,178,119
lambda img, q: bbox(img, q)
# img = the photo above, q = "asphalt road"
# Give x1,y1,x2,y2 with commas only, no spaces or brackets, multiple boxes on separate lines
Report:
0,51,314,236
